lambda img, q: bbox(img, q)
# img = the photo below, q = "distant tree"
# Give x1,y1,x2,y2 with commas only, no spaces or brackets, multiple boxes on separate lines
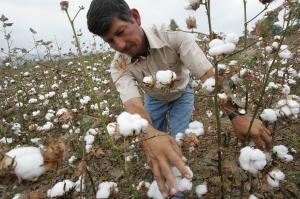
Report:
272,24,283,36
169,19,179,31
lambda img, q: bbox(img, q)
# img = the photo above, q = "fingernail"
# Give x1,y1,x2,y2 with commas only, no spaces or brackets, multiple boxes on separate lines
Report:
171,188,177,195
162,192,168,198
185,173,192,179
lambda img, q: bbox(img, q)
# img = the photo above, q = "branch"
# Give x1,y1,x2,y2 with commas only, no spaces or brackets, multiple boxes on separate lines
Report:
245,3,270,25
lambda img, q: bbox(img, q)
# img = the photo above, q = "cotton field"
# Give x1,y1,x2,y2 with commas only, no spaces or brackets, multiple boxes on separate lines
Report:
0,0,300,198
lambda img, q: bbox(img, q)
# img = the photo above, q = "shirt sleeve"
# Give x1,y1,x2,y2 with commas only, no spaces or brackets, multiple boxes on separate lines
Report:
170,31,213,78
110,53,141,103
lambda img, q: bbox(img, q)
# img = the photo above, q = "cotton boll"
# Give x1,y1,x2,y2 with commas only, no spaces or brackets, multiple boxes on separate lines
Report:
143,76,154,88
178,178,193,191
272,42,279,49
260,109,277,122
195,184,207,198
239,146,267,174
137,181,150,190
47,180,75,198
280,105,292,117
221,43,236,54
225,33,239,44
209,45,225,56
147,181,164,199
96,182,118,199
267,169,285,187
6,147,45,180
209,39,224,48
84,134,94,145
282,84,290,95
106,123,117,135
273,145,293,162
156,70,176,85
249,194,258,199
188,121,203,129
265,46,273,53
117,112,148,137
175,132,184,143
202,78,215,93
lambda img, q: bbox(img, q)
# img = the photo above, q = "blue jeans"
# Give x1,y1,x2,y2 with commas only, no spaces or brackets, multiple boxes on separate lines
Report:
144,82,194,137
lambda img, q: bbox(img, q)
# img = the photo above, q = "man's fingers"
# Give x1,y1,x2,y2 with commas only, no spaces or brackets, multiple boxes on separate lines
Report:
252,134,266,150
260,129,272,150
151,159,168,198
158,155,178,195
169,138,183,159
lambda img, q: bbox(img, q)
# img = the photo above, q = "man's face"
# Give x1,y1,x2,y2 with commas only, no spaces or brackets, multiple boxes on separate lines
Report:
102,11,145,57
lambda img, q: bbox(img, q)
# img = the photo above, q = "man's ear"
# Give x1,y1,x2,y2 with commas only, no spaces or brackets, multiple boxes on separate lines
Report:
131,8,141,26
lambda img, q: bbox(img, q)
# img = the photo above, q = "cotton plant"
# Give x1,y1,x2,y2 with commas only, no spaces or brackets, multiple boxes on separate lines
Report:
208,33,239,56
96,181,118,199
47,179,75,198
239,146,267,174
267,169,285,187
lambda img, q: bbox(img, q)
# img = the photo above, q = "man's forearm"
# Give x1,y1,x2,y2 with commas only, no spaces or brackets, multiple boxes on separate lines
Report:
123,97,152,123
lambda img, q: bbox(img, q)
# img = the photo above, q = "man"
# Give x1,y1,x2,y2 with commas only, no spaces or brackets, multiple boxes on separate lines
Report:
87,0,272,198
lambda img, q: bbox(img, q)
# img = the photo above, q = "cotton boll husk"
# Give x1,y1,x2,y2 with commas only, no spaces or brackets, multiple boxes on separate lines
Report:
147,181,164,199
260,109,277,122
202,78,215,93
47,180,75,198
209,39,224,48
6,147,45,180
225,33,239,44
195,184,207,198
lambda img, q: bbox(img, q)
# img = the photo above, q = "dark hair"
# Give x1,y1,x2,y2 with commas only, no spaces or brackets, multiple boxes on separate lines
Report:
87,0,132,36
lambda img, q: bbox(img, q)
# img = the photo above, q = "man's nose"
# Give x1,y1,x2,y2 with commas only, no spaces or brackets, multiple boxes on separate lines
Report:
113,38,126,52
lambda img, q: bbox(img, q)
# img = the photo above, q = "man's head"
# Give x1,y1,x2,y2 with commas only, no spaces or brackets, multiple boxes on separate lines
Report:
87,0,147,56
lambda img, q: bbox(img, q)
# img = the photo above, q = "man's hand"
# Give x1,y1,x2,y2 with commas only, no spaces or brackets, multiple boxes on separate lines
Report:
141,126,192,198
231,115,272,150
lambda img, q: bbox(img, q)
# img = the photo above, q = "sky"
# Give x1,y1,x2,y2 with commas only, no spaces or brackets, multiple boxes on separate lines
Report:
0,0,284,55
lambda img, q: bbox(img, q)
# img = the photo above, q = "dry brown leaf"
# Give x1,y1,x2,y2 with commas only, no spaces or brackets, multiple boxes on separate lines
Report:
20,191,47,199
90,147,105,157
183,134,199,147
58,110,73,123
73,161,87,178
42,139,67,171
0,153,14,176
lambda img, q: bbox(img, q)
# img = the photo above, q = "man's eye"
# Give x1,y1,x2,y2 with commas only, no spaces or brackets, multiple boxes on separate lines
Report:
116,30,124,36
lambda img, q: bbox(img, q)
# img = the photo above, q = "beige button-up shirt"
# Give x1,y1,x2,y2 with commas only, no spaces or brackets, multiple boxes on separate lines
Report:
110,24,213,103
